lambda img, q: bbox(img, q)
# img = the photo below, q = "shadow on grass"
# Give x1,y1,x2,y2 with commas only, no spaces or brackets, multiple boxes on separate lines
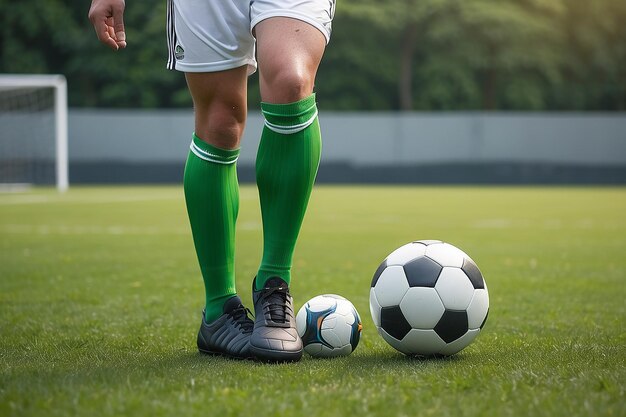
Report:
3,339,480,397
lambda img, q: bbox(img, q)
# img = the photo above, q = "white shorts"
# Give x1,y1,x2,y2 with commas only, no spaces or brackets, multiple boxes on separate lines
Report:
166,0,335,74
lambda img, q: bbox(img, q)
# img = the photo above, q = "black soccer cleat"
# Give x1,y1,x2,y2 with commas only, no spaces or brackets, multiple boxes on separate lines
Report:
250,277,303,362
197,295,254,359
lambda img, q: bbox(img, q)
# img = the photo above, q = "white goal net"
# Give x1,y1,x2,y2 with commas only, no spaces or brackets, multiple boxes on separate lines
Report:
0,74,68,192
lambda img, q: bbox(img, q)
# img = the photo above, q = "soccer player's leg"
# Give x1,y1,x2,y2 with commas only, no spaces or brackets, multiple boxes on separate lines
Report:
184,68,254,359
249,16,328,361
168,0,257,359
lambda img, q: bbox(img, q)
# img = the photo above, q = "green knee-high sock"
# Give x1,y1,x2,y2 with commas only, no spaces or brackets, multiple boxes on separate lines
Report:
184,133,240,322
255,94,322,290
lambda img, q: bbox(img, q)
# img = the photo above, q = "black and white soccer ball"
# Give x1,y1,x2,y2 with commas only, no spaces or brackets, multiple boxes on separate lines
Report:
296,294,362,358
370,240,489,356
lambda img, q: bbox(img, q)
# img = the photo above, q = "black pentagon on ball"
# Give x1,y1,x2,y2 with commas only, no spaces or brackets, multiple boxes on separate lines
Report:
371,259,388,287
403,256,442,288
462,257,485,289
380,306,412,340
434,310,469,343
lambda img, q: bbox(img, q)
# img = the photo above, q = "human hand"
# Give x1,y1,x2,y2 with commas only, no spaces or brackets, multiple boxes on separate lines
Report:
88,0,127,50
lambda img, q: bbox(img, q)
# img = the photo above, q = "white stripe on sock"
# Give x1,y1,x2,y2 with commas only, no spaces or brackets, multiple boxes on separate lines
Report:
189,142,238,164
263,109,318,135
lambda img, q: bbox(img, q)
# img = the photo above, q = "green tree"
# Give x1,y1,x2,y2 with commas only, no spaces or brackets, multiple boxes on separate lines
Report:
341,0,567,110
340,0,448,110
554,0,626,110
315,13,399,110
434,0,566,110
1,0,624,110
0,0,189,108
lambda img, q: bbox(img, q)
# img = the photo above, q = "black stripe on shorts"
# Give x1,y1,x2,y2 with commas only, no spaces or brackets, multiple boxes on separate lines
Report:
166,0,177,70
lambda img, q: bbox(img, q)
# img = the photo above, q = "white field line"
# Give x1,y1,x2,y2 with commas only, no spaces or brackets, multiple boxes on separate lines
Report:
1,224,188,235
0,195,53,205
0,190,259,205
1,222,261,235
0,194,182,206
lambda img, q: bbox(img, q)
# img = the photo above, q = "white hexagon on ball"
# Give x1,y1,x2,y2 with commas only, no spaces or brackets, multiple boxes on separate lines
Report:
435,267,475,310
399,287,445,329
321,314,352,348
373,266,410,307
369,288,382,327
425,242,469,267
386,242,427,266
439,329,480,356
466,289,489,329
319,318,342,347
335,301,357,323
400,329,447,356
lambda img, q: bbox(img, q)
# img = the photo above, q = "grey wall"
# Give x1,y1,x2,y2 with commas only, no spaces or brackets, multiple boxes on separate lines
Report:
68,109,626,183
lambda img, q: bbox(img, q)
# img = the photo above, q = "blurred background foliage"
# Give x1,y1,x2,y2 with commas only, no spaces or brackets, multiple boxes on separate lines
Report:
1,0,624,110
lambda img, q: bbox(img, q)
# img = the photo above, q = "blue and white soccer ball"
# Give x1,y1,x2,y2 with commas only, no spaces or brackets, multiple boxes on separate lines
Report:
370,240,489,357
296,294,362,358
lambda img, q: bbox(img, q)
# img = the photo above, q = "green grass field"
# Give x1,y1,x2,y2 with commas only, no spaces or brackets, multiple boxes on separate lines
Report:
1,186,624,417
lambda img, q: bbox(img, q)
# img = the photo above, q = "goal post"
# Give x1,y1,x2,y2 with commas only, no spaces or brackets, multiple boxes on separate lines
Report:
0,74,68,192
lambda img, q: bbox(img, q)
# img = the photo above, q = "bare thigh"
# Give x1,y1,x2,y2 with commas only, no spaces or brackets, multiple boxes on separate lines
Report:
255,17,326,104
185,65,249,149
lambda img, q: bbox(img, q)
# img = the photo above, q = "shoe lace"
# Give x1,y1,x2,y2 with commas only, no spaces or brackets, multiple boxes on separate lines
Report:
260,285,291,324
230,305,254,334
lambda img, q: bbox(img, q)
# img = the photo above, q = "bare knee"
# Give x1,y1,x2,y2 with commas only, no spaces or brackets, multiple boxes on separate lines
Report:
194,105,245,150
261,68,314,104
185,68,248,150
255,17,326,104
